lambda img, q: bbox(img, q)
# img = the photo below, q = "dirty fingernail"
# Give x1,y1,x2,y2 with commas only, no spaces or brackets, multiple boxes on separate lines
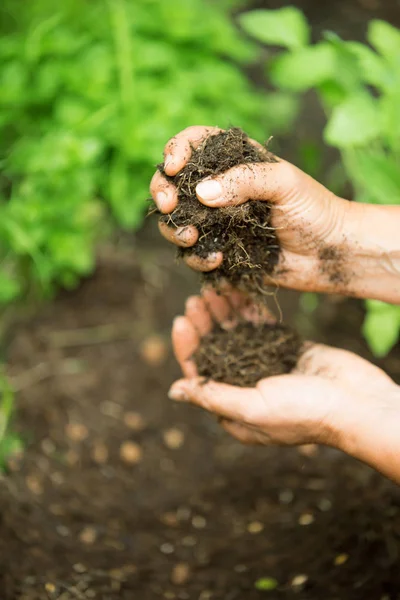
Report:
176,226,197,246
196,180,222,203
168,383,188,402
164,155,174,171
156,191,169,211
207,252,224,267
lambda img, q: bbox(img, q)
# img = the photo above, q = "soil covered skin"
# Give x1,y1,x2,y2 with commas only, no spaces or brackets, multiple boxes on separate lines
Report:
1,230,400,599
159,128,280,296
194,321,303,387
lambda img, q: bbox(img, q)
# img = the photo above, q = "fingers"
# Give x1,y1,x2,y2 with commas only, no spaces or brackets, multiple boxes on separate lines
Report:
158,221,222,270
164,126,223,176
168,377,265,423
150,171,178,213
195,160,298,208
171,317,199,378
158,221,199,248
152,126,223,212
185,296,213,337
184,252,223,272
214,284,276,325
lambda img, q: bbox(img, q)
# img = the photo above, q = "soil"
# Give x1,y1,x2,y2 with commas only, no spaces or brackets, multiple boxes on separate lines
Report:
194,322,302,387
158,128,280,295
1,226,400,600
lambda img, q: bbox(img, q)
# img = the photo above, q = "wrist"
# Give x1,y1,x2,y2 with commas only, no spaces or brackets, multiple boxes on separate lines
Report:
335,386,400,483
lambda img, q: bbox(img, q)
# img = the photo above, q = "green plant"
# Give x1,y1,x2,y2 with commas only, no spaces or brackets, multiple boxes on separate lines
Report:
0,372,22,472
254,577,278,591
239,7,400,356
0,0,282,308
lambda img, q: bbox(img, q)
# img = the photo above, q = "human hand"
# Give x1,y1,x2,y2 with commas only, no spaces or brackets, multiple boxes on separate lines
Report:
169,288,400,482
150,126,353,290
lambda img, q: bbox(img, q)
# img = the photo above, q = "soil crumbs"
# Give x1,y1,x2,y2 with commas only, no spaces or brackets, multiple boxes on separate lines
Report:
1,232,400,600
159,128,280,295
195,322,302,387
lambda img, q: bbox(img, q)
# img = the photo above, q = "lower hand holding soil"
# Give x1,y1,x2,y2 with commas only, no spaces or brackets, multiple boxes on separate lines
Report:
170,288,400,484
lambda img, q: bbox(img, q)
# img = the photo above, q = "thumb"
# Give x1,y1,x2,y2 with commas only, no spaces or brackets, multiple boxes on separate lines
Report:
195,160,301,208
168,377,265,423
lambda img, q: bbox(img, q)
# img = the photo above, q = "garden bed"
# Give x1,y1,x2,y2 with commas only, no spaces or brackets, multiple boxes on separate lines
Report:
1,224,399,600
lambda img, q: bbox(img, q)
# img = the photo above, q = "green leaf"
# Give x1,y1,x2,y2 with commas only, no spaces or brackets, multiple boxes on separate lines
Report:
270,43,336,91
368,20,400,63
318,80,348,108
380,91,400,150
0,271,21,304
323,33,364,93
239,7,309,49
346,41,389,89
324,93,382,147
345,149,400,205
254,577,279,591
363,302,400,357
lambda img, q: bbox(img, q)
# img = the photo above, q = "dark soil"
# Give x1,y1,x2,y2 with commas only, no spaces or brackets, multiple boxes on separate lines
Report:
195,321,302,387
158,128,280,296
1,226,400,600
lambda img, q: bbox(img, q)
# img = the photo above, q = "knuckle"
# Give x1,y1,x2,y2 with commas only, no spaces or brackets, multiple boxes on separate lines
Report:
275,160,301,194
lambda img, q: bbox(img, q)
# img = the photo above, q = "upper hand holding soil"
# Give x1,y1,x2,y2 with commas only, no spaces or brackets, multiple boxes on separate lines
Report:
151,126,352,291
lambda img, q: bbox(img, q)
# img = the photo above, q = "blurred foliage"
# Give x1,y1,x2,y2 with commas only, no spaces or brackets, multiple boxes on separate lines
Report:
0,371,22,472
0,0,282,306
254,577,279,591
240,7,400,356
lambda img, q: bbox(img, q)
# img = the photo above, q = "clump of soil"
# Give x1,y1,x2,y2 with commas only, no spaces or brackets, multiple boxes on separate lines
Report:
194,321,303,387
158,128,280,297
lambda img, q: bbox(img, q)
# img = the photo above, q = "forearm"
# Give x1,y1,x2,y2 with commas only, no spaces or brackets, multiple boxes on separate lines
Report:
336,202,400,304
339,390,400,484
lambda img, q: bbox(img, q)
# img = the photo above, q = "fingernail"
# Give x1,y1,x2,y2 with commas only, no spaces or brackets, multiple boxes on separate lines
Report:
168,382,188,402
176,226,197,246
164,155,174,172
196,180,222,203
208,252,222,263
156,191,168,211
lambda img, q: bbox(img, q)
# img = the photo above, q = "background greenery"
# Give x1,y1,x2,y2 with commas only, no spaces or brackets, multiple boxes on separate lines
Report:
0,0,284,307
